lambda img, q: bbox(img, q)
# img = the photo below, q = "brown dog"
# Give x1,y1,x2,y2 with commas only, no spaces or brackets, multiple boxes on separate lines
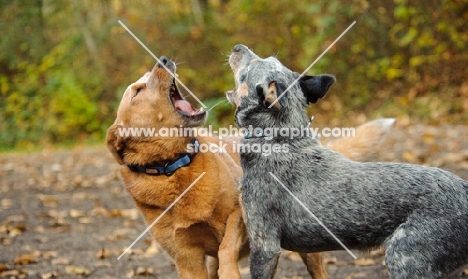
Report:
106,57,394,279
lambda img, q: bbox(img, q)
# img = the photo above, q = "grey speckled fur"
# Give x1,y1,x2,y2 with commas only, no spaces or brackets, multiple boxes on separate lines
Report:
227,44,468,279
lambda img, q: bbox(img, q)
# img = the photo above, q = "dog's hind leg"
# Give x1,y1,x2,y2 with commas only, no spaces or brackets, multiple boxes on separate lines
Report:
384,217,468,279
299,252,330,279
207,256,219,279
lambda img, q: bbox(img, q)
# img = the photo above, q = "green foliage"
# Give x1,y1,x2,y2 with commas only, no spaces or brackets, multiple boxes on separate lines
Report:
1,0,467,151
203,97,236,129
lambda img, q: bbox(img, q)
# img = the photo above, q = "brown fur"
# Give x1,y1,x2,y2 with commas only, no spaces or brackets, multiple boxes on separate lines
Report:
106,60,393,279
325,118,395,161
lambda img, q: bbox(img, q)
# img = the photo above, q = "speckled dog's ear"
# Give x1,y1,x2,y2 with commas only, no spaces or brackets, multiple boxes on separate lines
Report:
299,74,336,104
256,81,287,109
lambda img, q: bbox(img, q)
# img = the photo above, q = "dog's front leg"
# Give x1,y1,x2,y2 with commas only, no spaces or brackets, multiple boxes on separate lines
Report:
250,244,281,279
243,198,281,278
171,228,210,279
174,247,209,279
218,208,247,279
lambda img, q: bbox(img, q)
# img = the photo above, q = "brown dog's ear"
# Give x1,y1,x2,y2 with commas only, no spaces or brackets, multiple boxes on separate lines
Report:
299,74,336,104
106,124,125,165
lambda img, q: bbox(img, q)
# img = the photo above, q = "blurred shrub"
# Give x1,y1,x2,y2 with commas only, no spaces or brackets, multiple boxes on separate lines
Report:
0,0,466,150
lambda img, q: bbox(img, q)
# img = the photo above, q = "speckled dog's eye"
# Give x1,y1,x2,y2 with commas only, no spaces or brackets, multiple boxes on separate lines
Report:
240,74,246,83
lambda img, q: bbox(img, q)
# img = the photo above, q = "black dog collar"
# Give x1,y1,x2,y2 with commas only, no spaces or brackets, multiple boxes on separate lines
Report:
126,138,199,176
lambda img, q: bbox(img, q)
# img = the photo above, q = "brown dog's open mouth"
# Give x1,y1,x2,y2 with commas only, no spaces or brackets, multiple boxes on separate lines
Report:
169,79,206,121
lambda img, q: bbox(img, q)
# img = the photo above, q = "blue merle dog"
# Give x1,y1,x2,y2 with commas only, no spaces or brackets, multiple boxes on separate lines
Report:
226,44,468,279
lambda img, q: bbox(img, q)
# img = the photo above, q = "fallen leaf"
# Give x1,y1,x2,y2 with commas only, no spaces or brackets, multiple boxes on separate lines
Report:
50,163,62,171
88,206,109,217
126,269,135,278
129,248,144,256
422,133,435,144
120,208,139,220
47,210,68,221
71,192,90,200
0,270,20,277
14,253,38,265
96,175,112,185
51,257,70,265
108,209,122,218
108,228,134,241
65,266,91,275
135,266,154,275
35,225,45,233
9,227,23,237
34,236,48,243
96,248,112,259
0,222,8,234
42,251,58,259
38,195,59,207
7,215,25,223
402,151,417,163
78,217,93,224
145,240,159,255
95,261,112,267
1,198,13,209
69,209,86,218
1,238,12,245
353,257,376,266
41,271,58,279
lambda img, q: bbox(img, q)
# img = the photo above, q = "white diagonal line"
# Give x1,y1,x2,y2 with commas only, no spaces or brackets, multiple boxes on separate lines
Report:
117,172,206,260
118,20,207,108
268,21,356,108
269,172,357,259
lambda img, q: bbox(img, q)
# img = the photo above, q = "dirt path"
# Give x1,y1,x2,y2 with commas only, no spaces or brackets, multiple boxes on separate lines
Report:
1,124,468,279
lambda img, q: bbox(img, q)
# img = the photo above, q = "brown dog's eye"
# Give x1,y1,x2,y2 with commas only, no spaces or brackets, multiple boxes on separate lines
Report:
134,87,143,97
131,87,142,101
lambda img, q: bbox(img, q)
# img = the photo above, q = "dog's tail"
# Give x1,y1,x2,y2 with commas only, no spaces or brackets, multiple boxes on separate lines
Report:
326,118,396,161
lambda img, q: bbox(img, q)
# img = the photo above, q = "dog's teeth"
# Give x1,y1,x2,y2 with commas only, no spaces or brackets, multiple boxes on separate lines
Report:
200,107,204,112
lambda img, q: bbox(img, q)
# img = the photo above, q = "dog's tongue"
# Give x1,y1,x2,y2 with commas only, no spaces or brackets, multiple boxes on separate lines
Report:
174,100,199,115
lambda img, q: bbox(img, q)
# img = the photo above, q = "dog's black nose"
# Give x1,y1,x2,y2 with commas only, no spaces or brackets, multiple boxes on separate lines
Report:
233,44,244,52
158,56,170,68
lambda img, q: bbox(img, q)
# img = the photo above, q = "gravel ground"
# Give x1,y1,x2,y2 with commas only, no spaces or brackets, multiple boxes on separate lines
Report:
1,124,468,279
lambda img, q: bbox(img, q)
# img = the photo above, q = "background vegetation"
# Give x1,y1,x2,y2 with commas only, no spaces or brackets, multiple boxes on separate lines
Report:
1,0,467,151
